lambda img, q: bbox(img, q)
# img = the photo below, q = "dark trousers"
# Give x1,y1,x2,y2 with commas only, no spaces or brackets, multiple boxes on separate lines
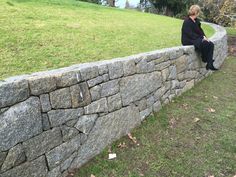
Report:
200,41,214,64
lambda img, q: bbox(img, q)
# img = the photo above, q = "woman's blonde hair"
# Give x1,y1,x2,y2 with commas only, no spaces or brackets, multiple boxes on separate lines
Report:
188,5,201,16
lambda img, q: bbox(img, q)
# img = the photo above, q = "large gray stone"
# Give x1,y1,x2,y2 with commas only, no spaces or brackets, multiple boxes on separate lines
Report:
70,105,141,169
0,156,48,177
120,72,162,106
80,66,99,81
46,135,81,170
108,62,124,79
23,128,62,161
140,107,152,121
1,144,26,172
50,88,72,109
40,94,52,112
168,66,177,80
98,64,108,75
28,75,57,95
90,85,101,101
42,113,51,131
61,126,80,142
74,114,98,134
56,71,79,88
123,60,136,76
153,101,162,112
0,97,42,151
0,79,29,108
60,152,77,172
0,152,7,169
84,98,108,114
87,76,104,88
100,79,119,97
70,82,91,108
47,166,61,177
48,109,80,127
107,93,122,112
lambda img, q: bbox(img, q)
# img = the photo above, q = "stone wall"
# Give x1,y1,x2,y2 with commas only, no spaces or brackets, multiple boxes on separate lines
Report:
0,23,227,177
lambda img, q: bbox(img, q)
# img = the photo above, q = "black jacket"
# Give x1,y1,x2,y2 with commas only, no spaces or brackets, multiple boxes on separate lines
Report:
181,17,205,49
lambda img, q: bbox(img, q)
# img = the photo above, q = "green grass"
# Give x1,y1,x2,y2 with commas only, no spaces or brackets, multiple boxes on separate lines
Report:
226,27,236,36
0,0,214,79
75,56,236,177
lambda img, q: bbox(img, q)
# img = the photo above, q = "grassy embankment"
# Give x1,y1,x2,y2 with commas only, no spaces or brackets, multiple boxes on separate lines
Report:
0,0,214,79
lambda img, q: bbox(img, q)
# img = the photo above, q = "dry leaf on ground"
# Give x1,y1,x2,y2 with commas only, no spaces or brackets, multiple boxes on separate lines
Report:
118,142,127,148
208,108,216,113
213,96,218,99
91,174,96,177
128,133,137,144
193,117,200,123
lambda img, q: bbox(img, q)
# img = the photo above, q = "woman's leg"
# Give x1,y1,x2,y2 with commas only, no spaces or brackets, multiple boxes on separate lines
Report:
200,41,217,70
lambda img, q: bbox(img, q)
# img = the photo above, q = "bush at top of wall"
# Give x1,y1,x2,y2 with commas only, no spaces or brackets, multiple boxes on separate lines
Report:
0,0,214,79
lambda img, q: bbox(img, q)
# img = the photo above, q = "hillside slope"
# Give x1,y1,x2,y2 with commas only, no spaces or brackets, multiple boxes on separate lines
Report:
0,0,214,79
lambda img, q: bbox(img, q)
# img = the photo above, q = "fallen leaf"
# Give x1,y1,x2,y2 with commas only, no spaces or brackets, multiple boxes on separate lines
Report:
213,96,218,99
208,175,214,177
169,118,176,128
128,133,137,144
193,117,200,123
118,142,127,148
208,108,216,113
108,153,117,160
91,174,96,177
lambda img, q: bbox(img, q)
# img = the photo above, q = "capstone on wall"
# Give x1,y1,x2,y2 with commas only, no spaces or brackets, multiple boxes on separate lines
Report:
0,23,227,177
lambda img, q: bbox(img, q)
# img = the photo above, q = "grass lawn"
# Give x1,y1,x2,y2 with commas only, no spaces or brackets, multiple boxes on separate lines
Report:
0,0,214,79
75,56,236,177
226,27,236,36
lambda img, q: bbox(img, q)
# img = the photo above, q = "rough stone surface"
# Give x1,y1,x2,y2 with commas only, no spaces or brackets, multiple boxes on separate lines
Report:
0,156,48,177
108,62,124,79
155,61,170,71
23,128,62,161
168,66,177,80
153,101,162,112
123,60,136,76
48,109,80,127
87,76,104,88
56,71,79,88
70,82,91,108
70,105,140,169
1,144,26,172
40,94,52,112
135,98,147,111
0,152,7,169
80,66,99,81
107,93,122,112
84,98,108,114
60,152,77,172
0,79,29,108
140,107,152,121
47,166,61,177
50,88,71,109
0,97,42,151
161,68,169,82
90,85,101,101
74,114,98,134
46,135,81,170
100,79,119,97
61,126,80,142
42,113,51,131
28,75,57,95
174,55,188,74
120,72,162,106
146,95,155,108
98,64,108,75
102,74,109,82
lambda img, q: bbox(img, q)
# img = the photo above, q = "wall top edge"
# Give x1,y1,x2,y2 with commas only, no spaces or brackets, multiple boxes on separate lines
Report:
0,23,226,84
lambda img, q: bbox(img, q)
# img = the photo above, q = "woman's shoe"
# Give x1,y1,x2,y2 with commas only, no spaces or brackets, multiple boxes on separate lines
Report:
206,64,218,71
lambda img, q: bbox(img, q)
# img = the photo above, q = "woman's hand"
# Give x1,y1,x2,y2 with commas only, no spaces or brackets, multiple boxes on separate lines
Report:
203,36,209,42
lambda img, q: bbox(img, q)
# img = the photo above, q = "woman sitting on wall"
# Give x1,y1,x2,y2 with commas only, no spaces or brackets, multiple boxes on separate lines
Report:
181,5,218,71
